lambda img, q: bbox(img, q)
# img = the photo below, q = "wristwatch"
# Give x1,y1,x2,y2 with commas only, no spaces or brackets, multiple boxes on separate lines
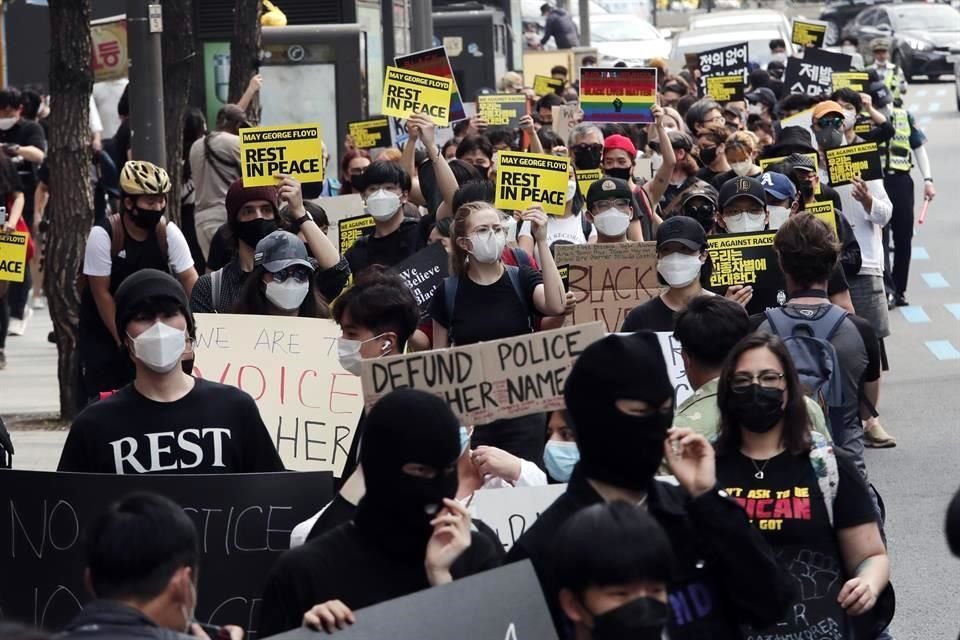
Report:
290,210,314,230
923,178,934,183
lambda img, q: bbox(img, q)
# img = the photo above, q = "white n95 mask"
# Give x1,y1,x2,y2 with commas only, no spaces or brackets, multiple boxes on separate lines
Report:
129,321,187,374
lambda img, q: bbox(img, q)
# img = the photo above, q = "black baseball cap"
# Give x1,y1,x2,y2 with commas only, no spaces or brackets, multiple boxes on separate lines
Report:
718,175,766,208
586,177,632,208
254,230,316,272
656,215,707,251
680,185,719,209
114,268,194,338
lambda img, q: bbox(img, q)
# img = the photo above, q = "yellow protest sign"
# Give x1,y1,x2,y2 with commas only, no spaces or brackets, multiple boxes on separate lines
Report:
381,66,453,126
759,152,821,195
791,19,828,48
705,75,745,102
825,142,882,186
533,75,564,97
0,231,28,283
339,214,376,256
805,201,838,237
575,168,602,200
239,124,324,187
832,71,869,92
495,151,570,216
348,117,392,150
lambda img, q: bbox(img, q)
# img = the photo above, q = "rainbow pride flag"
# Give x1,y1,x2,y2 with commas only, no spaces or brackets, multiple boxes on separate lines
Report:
579,67,657,124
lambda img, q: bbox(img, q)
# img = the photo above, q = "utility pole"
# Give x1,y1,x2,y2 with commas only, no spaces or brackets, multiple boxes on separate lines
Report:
126,0,166,165
410,0,434,52
579,0,591,46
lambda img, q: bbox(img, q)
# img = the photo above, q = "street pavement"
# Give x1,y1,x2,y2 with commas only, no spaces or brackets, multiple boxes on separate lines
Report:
1,81,959,639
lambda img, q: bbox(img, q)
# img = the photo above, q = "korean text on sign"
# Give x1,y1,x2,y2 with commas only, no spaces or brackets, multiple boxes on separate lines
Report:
791,19,828,47
239,124,324,188
495,151,570,216
348,118,392,150
338,215,376,256
381,66,454,126
478,94,528,127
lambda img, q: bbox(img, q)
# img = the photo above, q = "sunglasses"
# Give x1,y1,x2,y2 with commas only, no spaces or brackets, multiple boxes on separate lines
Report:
271,266,312,284
817,117,844,130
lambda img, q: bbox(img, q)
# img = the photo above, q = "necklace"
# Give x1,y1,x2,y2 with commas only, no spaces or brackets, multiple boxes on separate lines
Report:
749,457,773,480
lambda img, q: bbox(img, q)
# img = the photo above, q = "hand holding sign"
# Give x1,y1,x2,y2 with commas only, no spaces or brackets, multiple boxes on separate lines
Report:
407,113,437,149
303,600,356,633
276,174,305,218
519,114,536,133
651,101,664,127
426,498,473,586
521,205,550,242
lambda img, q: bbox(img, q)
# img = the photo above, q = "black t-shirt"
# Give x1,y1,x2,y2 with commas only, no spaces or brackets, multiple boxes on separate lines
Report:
258,522,503,636
621,295,676,332
0,119,45,207
344,218,428,275
429,266,542,345
57,378,285,474
717,448,876,639
695,166,721,184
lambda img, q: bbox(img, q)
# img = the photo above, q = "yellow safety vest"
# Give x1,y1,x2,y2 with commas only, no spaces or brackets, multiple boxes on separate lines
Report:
881,107,912,173
874,63,903,101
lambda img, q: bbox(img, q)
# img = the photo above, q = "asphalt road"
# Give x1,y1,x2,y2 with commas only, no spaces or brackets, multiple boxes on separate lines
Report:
863,79,960,640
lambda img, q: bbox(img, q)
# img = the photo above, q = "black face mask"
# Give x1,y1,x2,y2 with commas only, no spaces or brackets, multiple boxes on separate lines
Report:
797,181,815,200
591,597,668,640
236,217,278,248
699,146,718,165
349,175,365,192
815,127,844,150
605,167,632,181
573,145,603,170
130,207,163,229
727,384,785,433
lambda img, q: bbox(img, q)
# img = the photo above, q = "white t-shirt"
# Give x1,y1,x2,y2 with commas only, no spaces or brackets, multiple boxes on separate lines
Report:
82,221,194,277
518,212,595,246
93,78,129,139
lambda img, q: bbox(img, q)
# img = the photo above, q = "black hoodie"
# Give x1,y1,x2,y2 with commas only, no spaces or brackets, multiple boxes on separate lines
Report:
54,601,192,640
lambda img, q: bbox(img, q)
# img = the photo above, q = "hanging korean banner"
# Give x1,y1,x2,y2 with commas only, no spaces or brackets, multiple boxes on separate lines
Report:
381,67,454,126
239,124,324,187
477,94,528,128
91,15,128,82
698,43,748,100
579,67,657,124
347,117,393,150
495,151,570,215
395,46,467,122
825,142,882,186
707,232,787,315
785,49,852,96
791,19,829,48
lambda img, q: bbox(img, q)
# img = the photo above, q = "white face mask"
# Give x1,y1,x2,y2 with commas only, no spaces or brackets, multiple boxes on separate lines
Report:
467,229,506,264
657,252,703,288
0,117,17,131
265,279,309,310
747,103,764,116
337,333,388,376
842,109,857,132
128,321,187,374
767,205,791,230
771,52,787,63
365,189,401,221
592,208,631,238
731,161,753,177
566,179,578,201
725,211,766,233
841,44,857,55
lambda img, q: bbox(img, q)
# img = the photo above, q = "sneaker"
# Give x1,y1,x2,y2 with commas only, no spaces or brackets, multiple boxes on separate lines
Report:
894,292,909,307
7,306,32,336
0,349,5,370
864,417,897,448
32,295,45,310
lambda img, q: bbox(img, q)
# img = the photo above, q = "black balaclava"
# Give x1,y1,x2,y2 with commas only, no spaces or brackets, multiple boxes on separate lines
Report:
564,332,674,490
354,388,461,559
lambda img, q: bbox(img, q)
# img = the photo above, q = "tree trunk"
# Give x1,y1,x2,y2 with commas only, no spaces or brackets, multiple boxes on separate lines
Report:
228,0,262,123
162,0,195,227
47,0,94,420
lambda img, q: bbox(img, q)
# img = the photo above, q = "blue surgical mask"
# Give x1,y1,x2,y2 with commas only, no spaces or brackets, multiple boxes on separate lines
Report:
459,426,472,453
543,440,579,482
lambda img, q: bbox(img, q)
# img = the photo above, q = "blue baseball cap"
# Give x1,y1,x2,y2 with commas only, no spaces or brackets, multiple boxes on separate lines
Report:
759,171,797,202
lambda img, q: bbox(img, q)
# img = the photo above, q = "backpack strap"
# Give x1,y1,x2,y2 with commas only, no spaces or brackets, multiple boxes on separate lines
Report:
443,275,460,344
504,265,534,332
156,216,169,264
511,247,532,269
809,431,839,528
765,304,847,340
107,213,124,257
211,268,224,313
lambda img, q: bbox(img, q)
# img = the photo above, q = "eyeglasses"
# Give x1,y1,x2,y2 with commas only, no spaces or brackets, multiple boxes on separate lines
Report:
702,114,725,125
731,370,785,391
271,266,312,284
593,198,631,210
817,117,844,130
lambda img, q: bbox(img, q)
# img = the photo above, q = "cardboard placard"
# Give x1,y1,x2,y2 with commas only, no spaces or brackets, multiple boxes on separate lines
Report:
655,331,694,407
554,242,660,333
0,231,28,283
552,104,580,145
579,67,657,124
791,19,829,48
705,75,745,102
634,157,655,183
825,142,882,186
575,168,603,199
239,124,324,188
707,232,786,314
471,485,566,552
347,117,393,150
0,469,331,636
359,322,606,425
758,151,821,195
381,66,454,127
534,74,564,96
804,200,839,236
785,49,852,97
260,562,559,640
308,193,364,253
191,314,364,477
394,46,467,122
494,151,570,216
338,214,376,256
698,43,748,98
477,94,528,128
90,15,128,82
831,71,869,92
391,242,449,321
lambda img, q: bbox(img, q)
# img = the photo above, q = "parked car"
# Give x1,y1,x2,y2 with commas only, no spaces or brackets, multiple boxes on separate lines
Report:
820,0,955,46
842,2,960,80
688,8,792,38
592,13,671,65
669,26,793,72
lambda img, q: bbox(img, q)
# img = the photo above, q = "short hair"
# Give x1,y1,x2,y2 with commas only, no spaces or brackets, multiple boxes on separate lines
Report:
537,127,563,150
487,127,517,150
355,160,411,193
455,135,494,161
673,296,750,369
698,123,728,146
551,501,673,595
0,87,21,111
447,158,482,186
85,493,198,601
774,212,840,288
748,69,771,89
831,87,863,112
550,65,568,77
777,93,817,116
769,38,786,51
725,130,758,153
842,35,859,46
684,99,722,132
568,122,603,147
662,81,689,96
453,179,495,212
20,90,41,120
536,92,565,111
582,55,597,66
303,201,329,228
331,267,420,350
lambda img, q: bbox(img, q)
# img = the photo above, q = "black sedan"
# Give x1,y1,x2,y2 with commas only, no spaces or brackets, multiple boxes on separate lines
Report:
842,3,960,80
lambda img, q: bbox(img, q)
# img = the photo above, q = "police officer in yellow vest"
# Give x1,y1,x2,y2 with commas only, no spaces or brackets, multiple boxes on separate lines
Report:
868,38,908,102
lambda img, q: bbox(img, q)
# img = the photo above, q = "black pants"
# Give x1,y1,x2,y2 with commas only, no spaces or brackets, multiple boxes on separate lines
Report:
882,171,915,296
7,269,30,320
0,283,8,349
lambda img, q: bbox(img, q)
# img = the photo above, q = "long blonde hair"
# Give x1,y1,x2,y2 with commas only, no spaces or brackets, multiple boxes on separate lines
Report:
450,201,499,276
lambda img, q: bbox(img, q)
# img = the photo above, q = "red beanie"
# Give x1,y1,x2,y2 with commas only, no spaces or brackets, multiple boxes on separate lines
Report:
603,134,637,159
225,178,279,223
